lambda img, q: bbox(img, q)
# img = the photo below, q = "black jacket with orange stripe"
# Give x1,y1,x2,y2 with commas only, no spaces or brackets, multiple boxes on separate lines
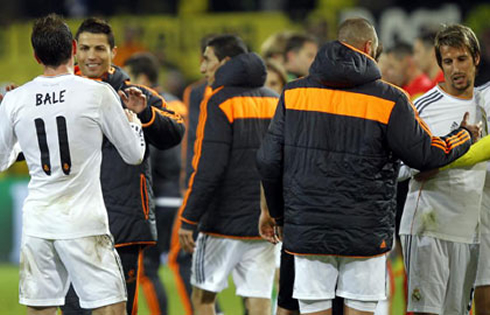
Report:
151,92,186,200
182,80,209,188
256,41,473,257
180,52,279,238
75,65,185,246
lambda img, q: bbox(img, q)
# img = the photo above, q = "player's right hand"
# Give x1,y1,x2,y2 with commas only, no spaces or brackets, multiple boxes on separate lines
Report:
460,112,482,143
178,227,196,253
125,109,142,126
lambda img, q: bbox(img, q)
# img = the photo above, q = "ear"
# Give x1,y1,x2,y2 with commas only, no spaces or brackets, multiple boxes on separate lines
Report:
72,39,77,56
363,40,374,56
111,46,118,59
475,53,481,67
34,53,41,65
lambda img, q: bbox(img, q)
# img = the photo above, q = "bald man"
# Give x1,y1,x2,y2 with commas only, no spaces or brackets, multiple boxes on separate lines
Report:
257,18,477,315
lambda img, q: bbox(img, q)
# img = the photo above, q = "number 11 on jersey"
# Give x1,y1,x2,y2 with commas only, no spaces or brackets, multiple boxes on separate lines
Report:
34,116,72,176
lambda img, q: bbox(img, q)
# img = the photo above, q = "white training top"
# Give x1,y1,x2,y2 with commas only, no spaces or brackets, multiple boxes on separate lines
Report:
477,81,490,235
399,84,487,244
0,74,146,239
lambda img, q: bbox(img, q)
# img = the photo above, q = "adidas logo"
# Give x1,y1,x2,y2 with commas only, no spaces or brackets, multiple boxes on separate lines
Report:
450,121,459,131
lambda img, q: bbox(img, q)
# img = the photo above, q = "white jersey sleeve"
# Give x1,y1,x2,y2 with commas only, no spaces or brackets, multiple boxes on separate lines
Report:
0,97,17,171
98,84,145,165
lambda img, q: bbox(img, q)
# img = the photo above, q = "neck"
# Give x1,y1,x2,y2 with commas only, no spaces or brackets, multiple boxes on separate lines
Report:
439,82,474,99
43,59,74,77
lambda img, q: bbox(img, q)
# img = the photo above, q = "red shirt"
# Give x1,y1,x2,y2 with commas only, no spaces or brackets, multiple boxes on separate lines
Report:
432,70,445,86
403,73,433,100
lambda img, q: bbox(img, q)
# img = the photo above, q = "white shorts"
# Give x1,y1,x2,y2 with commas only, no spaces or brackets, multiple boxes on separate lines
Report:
191,233,275,298
476,233,490,286
401,235,478,315
293,254,387,302
19,234,127,309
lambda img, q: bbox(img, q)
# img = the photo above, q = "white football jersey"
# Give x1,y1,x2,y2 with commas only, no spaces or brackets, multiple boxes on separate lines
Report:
0,73,145,239
400,85,487,243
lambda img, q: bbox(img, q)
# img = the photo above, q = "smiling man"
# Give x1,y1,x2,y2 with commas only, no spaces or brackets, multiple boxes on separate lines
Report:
60,18,185,315
399,24,485,315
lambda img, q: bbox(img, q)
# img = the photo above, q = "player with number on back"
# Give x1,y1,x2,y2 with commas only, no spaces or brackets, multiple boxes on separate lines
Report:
0,14,146,315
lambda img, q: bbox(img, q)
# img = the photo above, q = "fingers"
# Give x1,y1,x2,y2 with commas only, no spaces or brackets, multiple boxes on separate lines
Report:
6,84,18,92
126,87,143,97
259,223,278,244
118,90,129,103
463,111,470,123
178,230,196,253
124,109,142,125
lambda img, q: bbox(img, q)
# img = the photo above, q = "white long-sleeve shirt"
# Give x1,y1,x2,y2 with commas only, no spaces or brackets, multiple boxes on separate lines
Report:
0,74,145,239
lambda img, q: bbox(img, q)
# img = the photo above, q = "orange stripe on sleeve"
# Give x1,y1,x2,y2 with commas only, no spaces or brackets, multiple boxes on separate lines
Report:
284,88,396,124
381,80,471,153
142,106,157,127
154,106,184,124
179,86,223,224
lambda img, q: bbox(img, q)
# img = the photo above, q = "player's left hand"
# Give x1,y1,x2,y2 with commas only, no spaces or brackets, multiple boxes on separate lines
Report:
259,209,280,245
178,227,196,253
119,87,147,114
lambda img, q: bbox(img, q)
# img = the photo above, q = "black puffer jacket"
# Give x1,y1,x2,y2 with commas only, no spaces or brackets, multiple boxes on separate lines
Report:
180,53,279,238
257,41,472,257
76,65,185,246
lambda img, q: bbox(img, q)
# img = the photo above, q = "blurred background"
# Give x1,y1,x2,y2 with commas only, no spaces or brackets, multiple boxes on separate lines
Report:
0,0,489,313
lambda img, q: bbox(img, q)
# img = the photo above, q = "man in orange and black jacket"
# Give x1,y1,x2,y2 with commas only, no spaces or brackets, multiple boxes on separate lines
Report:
178,35,279,315
61,18,185,315
257,18,477,315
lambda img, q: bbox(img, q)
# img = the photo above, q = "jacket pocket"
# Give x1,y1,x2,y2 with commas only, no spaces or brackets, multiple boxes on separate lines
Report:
140,174,150,220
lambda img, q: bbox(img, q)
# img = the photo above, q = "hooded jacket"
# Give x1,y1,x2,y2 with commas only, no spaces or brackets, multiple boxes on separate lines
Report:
76,65,185,246
257,41,472,257
180,52,279,238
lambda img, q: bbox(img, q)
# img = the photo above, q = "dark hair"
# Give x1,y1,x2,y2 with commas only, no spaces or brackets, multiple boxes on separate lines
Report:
284,34,317,56
435,24,481,68
265,59,288,87
416,29,438,49
385,42,413,59
124,52,160,85
75,17,115,48
206,35,248,61
31,14,73,67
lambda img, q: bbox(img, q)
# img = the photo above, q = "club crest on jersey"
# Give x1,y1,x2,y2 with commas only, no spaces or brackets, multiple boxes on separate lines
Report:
412,288,422,302
36,90,66,106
